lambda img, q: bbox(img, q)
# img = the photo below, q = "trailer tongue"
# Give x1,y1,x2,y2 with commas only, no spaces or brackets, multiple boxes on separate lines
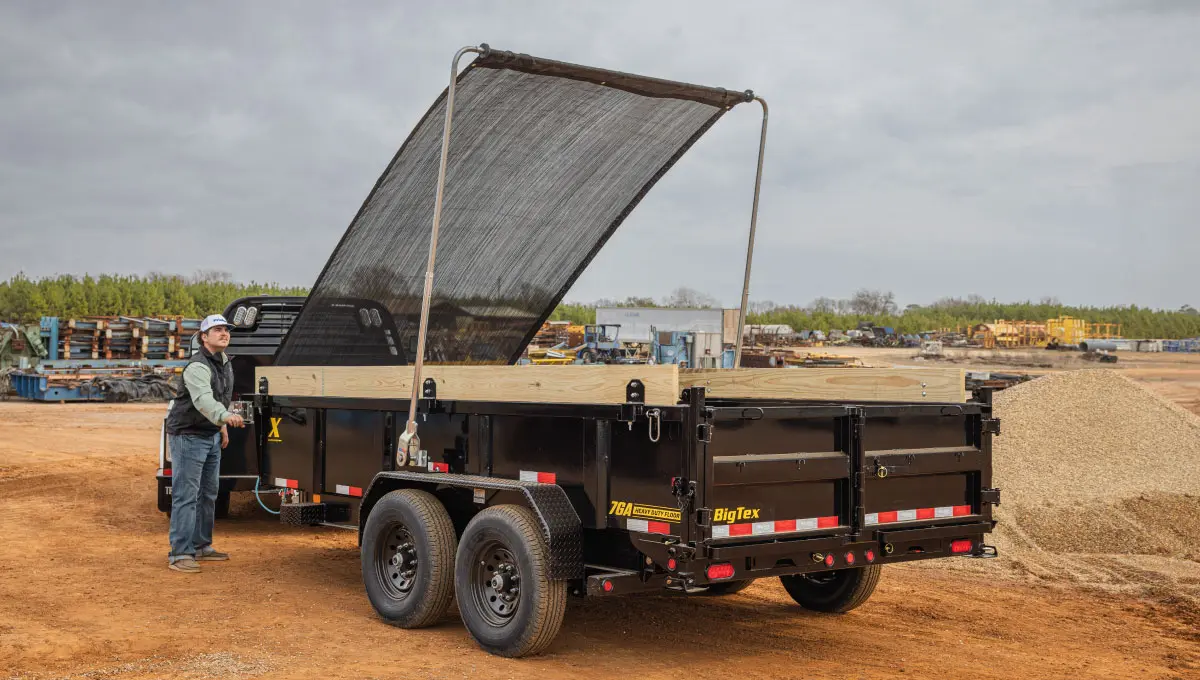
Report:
160,44,1000,658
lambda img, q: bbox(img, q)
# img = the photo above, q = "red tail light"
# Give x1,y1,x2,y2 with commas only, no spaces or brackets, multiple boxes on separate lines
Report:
950,539,972,554
602,580,614,592
706,563,735,580
667,558,677,571
864,549,876,563
823,553,835,568
844,551,856,565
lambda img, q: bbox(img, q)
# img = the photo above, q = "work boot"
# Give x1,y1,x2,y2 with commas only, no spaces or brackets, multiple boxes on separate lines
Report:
194,547,230,561
169,557,201,573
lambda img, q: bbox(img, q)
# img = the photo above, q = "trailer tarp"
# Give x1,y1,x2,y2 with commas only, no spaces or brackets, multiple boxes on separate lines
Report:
276,48,750,366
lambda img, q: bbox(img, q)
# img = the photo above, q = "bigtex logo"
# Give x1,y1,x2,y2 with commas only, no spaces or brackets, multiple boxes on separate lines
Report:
713,507,761,523
266,417,283,443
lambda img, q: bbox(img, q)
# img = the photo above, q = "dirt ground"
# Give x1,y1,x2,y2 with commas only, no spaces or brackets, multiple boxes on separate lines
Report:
2,355,1199,679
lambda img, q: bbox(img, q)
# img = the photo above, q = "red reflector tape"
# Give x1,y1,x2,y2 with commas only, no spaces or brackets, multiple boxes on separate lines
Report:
774,519,797,533
428,462,449,473
162,468,172,477
817,515,839,528
728,523,753,537
335,484,364,497
518,470,557,484
275,478,298,489
866,506,976,526
627,518,671,535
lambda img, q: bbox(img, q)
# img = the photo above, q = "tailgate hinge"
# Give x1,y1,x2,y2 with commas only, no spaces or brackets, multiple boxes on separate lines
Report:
981,488,1002,505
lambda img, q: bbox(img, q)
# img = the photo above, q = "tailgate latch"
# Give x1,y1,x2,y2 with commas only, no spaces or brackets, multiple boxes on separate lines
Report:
670,477,696,508
981,488,1001,506
981,418,1001,436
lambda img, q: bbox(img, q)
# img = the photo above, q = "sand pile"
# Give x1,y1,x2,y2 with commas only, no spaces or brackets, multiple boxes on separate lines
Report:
984,369,1200,594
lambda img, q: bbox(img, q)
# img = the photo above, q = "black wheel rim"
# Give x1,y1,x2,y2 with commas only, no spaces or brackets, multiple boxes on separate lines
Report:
378,522,419,599
469,539,521,626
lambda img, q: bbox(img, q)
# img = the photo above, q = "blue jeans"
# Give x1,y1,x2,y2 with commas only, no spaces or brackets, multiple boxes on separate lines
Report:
168,432,221,563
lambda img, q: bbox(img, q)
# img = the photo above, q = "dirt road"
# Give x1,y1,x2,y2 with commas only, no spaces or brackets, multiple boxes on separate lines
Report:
1,401,1197,679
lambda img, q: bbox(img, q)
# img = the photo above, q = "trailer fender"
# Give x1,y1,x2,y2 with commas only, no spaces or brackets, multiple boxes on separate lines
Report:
359,471,583,580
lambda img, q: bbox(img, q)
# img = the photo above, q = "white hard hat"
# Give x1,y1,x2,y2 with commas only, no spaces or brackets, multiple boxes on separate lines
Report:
200,314,234,332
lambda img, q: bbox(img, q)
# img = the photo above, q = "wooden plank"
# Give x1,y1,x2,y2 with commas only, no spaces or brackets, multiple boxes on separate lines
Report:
257,365,680,405
260,367,323,397
679,368,967,403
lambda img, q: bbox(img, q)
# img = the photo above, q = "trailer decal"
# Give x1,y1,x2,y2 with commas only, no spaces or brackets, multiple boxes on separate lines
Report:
865,505,972,526
518,470,557,484
266,417,282,443
712,506,762,523
711,515,840,539
608,501,682,523
334,484,363,497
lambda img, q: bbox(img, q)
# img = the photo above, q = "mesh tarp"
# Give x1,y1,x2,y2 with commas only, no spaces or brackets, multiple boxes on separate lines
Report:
275,49,749,366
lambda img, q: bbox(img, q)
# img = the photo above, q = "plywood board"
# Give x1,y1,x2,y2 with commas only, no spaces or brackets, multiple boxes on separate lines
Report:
257,365,681,405
680,367,967,403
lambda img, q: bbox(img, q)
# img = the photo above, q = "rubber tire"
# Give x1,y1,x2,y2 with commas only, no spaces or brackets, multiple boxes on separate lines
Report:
780,565,882,613
214,491,231,520
701,579,755,596
455,505,567,658
361,489,457,628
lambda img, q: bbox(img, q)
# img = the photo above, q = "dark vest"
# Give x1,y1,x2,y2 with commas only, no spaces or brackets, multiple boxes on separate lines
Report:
165,347,233,436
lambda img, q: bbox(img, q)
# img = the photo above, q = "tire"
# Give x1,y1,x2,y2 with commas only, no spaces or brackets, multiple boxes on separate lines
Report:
214,491,231,520
700,579,755,596
361,489,457,628
780,565,881,613
455,505,567,658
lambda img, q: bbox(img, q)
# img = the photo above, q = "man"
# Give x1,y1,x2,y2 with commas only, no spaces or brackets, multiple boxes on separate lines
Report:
165,314,245,573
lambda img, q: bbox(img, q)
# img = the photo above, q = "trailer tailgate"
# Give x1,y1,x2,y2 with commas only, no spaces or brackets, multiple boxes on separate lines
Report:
702,401,994,544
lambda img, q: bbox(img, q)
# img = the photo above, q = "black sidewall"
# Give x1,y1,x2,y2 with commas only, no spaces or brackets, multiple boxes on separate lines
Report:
456,514,545,652
362,494,435,622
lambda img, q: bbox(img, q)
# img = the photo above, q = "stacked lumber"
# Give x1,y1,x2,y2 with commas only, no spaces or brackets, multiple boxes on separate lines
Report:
43,316,204,360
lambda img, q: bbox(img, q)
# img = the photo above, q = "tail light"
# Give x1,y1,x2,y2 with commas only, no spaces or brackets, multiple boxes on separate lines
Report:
667,558,677,571
602,580,614,592
844,551,856,565
823,553,835,568
864,549,876,563
950,539,973,554
706,563,735,580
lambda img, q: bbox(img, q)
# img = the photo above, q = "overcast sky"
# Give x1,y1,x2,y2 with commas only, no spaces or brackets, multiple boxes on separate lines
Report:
1,1,1196,309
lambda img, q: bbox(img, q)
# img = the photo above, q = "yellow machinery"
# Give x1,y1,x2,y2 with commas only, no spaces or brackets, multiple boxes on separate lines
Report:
1046,316,1087,347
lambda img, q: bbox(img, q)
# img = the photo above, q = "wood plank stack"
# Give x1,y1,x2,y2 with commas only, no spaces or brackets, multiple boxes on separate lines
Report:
44,316,204,360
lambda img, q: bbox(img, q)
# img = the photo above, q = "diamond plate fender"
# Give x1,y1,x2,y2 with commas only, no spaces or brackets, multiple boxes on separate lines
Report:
359,471,584,580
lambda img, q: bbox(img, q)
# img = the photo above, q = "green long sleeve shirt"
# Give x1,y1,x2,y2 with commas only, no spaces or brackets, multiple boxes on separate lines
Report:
182,352,232,426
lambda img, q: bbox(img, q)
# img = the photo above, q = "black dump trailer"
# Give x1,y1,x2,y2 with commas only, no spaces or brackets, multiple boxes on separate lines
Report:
155,44,1001,658
254,370,999,657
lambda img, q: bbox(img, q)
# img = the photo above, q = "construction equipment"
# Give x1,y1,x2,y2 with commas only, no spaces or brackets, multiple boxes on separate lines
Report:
578,324,625,364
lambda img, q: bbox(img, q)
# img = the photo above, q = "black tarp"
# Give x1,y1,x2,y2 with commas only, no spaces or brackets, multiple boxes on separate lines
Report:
275,48,751,366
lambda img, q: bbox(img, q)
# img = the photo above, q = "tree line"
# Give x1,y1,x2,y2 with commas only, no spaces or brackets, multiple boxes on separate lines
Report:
3,276,1197,339
550,288,1200,340
0,272,307,323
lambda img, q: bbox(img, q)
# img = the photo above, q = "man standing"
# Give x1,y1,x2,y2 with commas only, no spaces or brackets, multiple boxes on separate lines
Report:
165,314,245,573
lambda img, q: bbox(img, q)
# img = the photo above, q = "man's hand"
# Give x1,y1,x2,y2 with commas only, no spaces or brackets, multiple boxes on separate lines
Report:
220,425,229,449
225,413,245,428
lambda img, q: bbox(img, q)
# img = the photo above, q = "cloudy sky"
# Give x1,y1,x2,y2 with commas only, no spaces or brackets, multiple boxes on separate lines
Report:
1,1,1196,309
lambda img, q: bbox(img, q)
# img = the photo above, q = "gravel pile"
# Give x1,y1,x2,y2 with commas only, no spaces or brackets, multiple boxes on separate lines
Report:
986,369,1200,591
993,368,1200,505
